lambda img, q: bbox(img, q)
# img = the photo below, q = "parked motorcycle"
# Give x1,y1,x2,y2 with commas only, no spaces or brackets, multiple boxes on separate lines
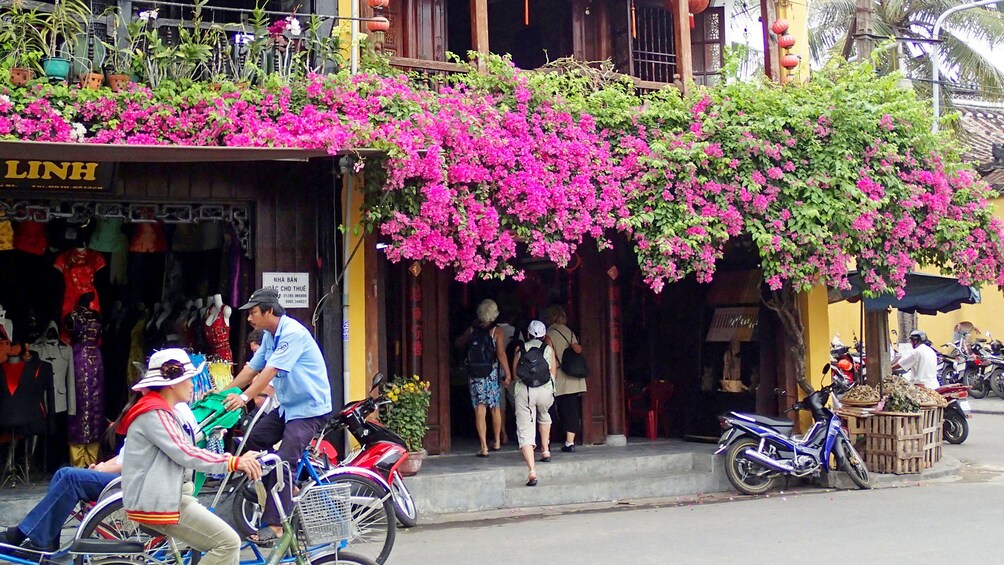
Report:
965,341,994,399
716,371,870,495
936,340,968,387
937,383,972,444
984,339,1004,399
330,373,419,528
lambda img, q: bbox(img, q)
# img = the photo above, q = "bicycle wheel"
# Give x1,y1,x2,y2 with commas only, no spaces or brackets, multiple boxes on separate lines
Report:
309,549,379,565
305,472,396,565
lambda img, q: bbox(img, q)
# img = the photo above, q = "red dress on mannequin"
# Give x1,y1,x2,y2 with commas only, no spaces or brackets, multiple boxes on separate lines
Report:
54,249,105,342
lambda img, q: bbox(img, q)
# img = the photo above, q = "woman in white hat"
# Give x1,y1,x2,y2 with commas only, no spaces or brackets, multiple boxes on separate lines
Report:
116,348,261,565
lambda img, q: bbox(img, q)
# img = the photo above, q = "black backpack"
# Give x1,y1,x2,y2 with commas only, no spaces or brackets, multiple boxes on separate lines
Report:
465,325,497,379
516,343,551,388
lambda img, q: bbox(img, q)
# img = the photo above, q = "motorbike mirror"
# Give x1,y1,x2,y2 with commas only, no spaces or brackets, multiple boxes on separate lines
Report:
821,363,831,375
370,372,386,391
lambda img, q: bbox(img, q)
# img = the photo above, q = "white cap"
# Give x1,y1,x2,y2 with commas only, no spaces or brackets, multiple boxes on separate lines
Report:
528,320,546,339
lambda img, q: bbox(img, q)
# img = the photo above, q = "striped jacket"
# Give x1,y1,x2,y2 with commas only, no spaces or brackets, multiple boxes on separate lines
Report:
120,394,239,525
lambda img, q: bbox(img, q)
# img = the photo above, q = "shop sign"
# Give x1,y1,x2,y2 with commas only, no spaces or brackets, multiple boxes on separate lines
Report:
1,159,112,191
262,272,310,308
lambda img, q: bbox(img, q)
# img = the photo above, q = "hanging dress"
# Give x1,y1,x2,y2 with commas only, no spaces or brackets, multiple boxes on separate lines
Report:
66,306,105,446
13,221,48,255
54,249,105,343
204,311,232,362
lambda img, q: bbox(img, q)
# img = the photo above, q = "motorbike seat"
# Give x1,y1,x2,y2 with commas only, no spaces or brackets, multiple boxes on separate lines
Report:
733,412,794,429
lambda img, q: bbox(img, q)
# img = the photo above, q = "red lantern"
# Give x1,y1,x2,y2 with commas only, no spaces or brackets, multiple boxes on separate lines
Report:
688,0,710,15
780,54,800,69
367,0,390,7
777,33,796,49
367,16,390,32
771,18,789,35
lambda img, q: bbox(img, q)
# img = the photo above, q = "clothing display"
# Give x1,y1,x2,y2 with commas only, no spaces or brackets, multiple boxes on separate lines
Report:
204,312,232,362
31,321,75,414
67,306,105,447
89,218,129,285
0,355,54,435
0,217,13,251
208,361,233,390
128,223,168,253
13,221,48,255
54,249,106,342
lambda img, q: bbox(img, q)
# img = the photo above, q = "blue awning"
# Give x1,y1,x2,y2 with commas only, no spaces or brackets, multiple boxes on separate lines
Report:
831,271,981,315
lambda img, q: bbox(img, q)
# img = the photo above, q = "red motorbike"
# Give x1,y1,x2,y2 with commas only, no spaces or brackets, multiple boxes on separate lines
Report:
936,383,972,444
326,373,418,528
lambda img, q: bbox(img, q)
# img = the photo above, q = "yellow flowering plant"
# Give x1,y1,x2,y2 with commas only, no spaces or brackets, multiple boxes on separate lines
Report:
379,375,431,453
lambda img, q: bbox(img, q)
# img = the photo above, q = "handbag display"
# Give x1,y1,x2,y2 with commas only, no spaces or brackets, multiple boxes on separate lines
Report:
555,328,587,378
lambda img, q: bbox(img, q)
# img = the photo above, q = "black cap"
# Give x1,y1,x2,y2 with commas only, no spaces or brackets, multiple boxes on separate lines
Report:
239,288,280,310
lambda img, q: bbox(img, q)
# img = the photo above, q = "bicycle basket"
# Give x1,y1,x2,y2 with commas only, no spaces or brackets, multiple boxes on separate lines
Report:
293,482,354,546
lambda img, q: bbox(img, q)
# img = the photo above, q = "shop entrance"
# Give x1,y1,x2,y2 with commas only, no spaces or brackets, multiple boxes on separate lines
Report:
0,197,252,477
446,0,574,69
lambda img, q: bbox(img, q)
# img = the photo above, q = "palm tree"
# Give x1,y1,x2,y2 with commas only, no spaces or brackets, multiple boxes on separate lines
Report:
808,0,1004,102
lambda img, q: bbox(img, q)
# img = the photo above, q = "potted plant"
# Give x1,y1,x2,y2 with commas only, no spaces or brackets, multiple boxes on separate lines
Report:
38,0,91,80
100,6,149,91
379,375,431,475
0,0,45,85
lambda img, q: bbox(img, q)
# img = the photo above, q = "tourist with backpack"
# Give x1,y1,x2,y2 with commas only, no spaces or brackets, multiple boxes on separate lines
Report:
511,320,556,487
456,299,511,457
546,305,586,453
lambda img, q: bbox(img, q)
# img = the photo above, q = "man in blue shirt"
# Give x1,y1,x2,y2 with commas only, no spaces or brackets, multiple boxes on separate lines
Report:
224,288,332,542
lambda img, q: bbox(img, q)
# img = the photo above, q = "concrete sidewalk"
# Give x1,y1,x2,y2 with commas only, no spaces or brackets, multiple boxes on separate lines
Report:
968,395,1004,415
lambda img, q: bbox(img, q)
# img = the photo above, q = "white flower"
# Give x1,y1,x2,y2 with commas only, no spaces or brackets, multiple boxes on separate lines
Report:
138,9,158,22
0,94,10,104
234,32,255,45
285,16,301,36
70,123,87,142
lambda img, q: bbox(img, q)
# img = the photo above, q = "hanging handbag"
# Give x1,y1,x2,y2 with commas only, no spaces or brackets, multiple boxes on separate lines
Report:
556,329,588,378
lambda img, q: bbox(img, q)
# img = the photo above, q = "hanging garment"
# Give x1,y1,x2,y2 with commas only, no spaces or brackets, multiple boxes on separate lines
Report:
208,361,233,390
13,221,48,255
0,355,54,435
66,307,105,445
54,249,105,342
30,322,75,414
89,218,129,285
0,218,13,251
189,353,212,402
171,224,202,252
69,442,99,468
204,312,232,362
127,312,147,386
128,223,167,253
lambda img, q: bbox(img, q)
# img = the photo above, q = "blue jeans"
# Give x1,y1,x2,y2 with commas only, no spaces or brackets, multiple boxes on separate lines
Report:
19,467,117,548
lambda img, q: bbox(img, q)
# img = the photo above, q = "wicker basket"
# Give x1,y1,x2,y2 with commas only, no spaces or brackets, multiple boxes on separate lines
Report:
294,482,354,546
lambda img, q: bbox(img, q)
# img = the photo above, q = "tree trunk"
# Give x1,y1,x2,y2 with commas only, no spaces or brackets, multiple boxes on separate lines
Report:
762,285,814,394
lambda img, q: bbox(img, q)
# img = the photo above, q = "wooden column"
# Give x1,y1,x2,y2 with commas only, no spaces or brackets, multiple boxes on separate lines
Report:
759,0,781,82
470,0,489,57
606,267,626,444
669,0,693,89
406,263,423,379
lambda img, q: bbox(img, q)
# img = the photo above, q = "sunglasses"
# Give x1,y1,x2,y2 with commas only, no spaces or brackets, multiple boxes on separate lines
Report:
159,359,187,379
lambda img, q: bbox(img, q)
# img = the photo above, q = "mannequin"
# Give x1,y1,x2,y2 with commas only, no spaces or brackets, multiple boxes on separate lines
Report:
204,294,232,362
54,247,105,343
0,305,13,345
187,298,205,327
30,321,75,415
0,343,53,437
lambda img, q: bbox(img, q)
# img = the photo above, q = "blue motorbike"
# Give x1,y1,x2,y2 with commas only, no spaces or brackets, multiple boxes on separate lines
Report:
715,376,870,495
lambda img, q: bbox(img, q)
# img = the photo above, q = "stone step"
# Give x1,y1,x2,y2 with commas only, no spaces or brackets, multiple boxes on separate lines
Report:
0,486,49,525
502,470,724,509
497,450,701,485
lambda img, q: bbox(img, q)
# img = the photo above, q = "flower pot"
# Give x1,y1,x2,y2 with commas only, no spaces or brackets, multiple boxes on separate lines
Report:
398,449,427,477
41,57,72,80
106,73,130,92
81,71,104,90
9,67,33,86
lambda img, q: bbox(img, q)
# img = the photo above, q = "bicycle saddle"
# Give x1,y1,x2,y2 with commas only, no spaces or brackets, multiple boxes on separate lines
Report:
68,539,146,555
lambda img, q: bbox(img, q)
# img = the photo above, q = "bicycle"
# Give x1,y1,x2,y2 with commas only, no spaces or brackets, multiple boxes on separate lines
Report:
76,399,396,565
60,454,376,565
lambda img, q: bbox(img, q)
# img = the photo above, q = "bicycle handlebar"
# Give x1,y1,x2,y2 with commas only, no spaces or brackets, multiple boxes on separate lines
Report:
256,453,285,491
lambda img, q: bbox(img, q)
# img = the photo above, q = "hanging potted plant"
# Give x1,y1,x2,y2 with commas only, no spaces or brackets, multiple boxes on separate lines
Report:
38,0,91,80
0,0,45,86
379,375,431,475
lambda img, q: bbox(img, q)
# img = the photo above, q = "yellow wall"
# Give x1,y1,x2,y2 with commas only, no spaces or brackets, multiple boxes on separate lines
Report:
800,285,831,428
345,172,369,403
829,197,1004,353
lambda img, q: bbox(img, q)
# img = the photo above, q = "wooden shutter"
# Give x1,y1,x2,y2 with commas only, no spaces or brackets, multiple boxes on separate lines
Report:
609,0,634,76
691,6,725,86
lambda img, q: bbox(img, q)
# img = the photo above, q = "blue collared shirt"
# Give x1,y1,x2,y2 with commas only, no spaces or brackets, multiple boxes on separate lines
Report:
249,315,332,420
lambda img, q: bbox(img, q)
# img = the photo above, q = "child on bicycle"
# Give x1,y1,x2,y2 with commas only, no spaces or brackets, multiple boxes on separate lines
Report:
117,348,262,565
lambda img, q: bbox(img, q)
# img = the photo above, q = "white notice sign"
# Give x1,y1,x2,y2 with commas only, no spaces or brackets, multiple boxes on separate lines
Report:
262,272,310,308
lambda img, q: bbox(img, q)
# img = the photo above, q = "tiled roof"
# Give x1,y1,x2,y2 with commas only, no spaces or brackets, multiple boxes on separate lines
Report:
958,104,1004,188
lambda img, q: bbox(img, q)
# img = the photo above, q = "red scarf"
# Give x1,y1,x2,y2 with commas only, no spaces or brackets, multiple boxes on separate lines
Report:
116,392,173,435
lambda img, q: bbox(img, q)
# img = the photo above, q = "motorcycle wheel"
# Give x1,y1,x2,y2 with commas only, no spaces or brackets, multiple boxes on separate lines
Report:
389,471,418,528
970,374,989,399
724,438,776,496
838,438,870,489
991,369,1004,399
943,412,970,444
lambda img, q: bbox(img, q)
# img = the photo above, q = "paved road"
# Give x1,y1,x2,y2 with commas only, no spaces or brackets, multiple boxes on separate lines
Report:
389,412,1004,564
